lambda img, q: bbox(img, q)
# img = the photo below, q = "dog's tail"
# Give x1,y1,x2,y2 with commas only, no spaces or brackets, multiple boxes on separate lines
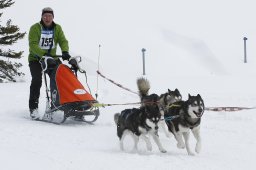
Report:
137,77,150,99
114,113,120,125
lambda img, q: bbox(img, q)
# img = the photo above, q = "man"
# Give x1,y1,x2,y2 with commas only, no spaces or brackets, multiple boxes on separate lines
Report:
28,7,71,120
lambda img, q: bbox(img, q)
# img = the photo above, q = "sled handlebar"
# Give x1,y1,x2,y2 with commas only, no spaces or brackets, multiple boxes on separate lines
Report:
53,55,82,62
43,55,81,61
42,55,64,59
42,55,85,73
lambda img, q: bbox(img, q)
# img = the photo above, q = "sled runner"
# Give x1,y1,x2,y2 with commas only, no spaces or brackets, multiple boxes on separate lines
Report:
39,56,100,124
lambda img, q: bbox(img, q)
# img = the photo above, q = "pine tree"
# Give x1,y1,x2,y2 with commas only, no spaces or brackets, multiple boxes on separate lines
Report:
0,0,26,82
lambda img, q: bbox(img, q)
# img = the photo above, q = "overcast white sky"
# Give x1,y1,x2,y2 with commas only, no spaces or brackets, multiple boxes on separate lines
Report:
2,0,255,79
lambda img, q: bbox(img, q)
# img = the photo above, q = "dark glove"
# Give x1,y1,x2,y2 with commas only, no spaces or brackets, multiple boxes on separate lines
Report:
62,51,71,61
68,58,78,71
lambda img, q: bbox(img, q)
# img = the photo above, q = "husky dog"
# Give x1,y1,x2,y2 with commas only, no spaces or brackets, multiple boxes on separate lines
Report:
158,89,182,137
114,77,166,153
159,89,182,113
164,94,204,155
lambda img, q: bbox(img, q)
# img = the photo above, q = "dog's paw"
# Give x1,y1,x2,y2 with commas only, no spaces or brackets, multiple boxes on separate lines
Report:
145,142,152,151
177,142,185,149
120,142,124,151
188,152,195,156
195,143,201,153
147,145,153,151
160,149,167,153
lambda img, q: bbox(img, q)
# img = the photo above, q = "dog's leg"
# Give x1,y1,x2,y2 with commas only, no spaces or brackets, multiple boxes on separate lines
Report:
192,126,201,153
150,131,167,153
174,132,185,149
160,119,171,138
132,134,139,152
183,132,194,156
140,134,152,151
120,130,134,151
120,140,124,151
120,136,124,151
120,130,129,151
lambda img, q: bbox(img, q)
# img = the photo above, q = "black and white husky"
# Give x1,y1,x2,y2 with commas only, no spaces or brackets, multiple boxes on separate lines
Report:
158,89,182,137
158,89,182,113
164,94,204,155
114,77,166,153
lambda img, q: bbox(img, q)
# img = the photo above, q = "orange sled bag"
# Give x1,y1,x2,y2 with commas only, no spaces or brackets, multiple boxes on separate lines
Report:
49,64,96,110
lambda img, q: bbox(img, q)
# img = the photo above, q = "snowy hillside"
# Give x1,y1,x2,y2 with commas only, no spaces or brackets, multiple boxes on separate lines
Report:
1,0,256,170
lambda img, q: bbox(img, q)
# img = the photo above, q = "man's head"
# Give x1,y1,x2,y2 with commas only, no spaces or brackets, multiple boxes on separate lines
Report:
41,7,54,27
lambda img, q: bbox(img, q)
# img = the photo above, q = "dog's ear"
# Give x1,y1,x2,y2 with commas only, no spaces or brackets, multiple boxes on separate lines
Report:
175,88,179,92
168,89,171,93
188,93,191,98
197,94,201,98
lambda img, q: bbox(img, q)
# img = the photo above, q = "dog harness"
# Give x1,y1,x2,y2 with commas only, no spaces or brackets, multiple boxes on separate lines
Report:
180,114,201,129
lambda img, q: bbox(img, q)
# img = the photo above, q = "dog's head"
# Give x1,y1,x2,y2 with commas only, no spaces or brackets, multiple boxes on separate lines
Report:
167,88,182,104
187,94,205,118
141,93,161,130
159,88,182,107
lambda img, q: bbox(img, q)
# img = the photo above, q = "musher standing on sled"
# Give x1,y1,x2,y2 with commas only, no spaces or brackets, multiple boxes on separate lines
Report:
28,7,71,120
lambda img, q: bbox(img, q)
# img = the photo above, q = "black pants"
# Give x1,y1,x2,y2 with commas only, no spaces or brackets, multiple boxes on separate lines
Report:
29,59,62,111
29,61,42,111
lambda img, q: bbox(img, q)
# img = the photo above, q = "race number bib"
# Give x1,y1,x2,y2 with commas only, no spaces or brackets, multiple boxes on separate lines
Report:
39,30,55,49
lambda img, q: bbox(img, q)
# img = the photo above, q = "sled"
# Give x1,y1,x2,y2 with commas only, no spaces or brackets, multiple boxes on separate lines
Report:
40,56,100,124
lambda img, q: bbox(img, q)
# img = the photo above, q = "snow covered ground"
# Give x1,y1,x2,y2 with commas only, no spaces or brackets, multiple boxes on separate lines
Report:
1,0,256,169
1,73,256,170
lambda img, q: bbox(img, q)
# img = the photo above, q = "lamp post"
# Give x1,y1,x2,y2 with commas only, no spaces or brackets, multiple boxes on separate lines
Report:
141,48,146,75
243,37,248,63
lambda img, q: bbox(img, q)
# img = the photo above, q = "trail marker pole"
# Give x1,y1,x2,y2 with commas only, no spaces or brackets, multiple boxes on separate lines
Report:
142,48,146,75
243,37,248,63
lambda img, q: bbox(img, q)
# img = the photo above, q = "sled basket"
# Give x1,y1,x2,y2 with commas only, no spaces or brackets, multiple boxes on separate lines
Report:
43,61,100,123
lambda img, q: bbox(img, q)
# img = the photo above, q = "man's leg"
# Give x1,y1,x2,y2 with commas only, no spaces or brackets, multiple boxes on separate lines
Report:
29,61,42,117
